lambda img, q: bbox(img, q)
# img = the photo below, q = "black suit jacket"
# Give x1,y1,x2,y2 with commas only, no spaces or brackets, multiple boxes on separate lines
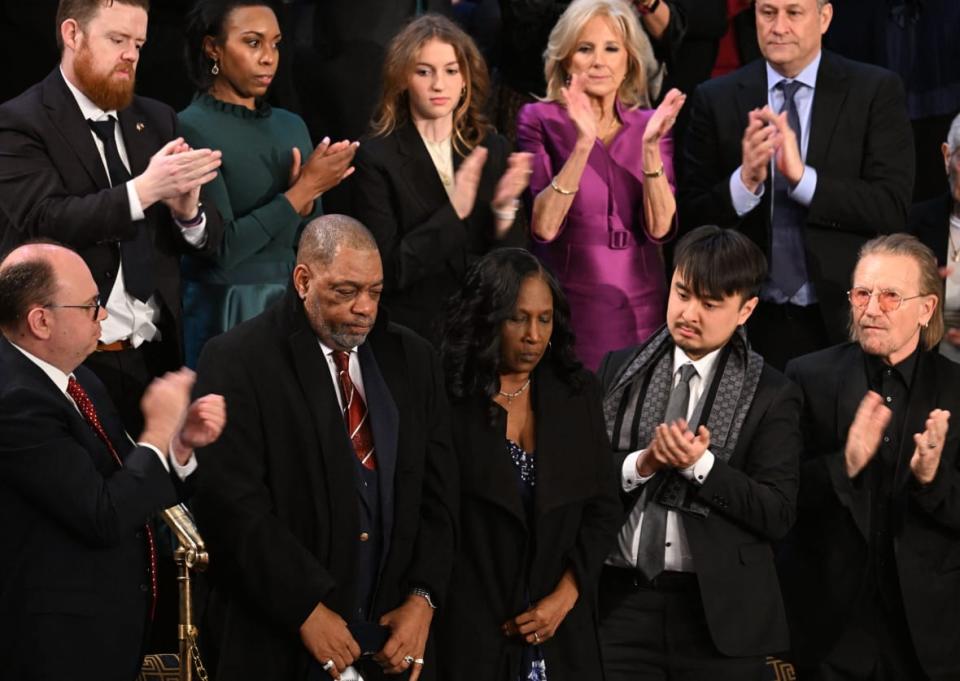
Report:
349,121,519,341
783,344,960,680
191,286,457,681
0,337,179,680
437,364,621,681
908,192,952,266
680,52,914,342
597,345,801,656
0,68,224,365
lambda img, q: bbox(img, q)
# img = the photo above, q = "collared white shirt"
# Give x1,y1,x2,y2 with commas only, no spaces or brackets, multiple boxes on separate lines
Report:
9,341,195,479
607,345,722,572
60,68,207,347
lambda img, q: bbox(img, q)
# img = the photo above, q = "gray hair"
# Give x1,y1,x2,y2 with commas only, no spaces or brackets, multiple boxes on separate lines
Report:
947,111,960,153
297,214,378,267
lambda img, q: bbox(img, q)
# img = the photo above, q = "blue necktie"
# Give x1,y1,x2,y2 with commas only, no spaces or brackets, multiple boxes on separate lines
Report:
769,80,810,299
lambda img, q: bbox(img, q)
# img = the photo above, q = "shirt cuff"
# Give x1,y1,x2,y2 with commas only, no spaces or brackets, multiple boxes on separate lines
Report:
788,165,817,207
679,449,715,485
138,441,169,472
177,214,208,248
126,180,146,221
170,451,198,481
622,450,654,492
729,167,764,217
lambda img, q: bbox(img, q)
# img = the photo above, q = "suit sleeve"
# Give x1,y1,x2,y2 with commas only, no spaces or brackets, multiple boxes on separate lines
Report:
516,104,569,241
192,340,337,631
0,386,177,547
693,377,801,541
350,139,482,292
806,70,914,235
403,344,459,607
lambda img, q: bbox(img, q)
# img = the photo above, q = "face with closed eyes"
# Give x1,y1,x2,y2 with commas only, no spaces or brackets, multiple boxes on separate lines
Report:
566,15,628,102
499,275,554,376
406,38,464,124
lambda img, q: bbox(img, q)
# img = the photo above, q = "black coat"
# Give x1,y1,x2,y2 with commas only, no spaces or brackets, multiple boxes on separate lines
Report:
783,344,960,680
0,68,224,367
680,51,915,343
0,337,179,681
349,121,520,341
437,363,621,681
597,346,802,656
192,286,458,681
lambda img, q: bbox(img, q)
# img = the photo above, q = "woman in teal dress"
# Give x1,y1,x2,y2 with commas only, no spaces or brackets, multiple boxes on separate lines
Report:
179,0,357,366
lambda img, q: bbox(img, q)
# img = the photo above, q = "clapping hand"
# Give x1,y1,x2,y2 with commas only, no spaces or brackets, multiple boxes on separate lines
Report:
491,152,533,237
642,88,686,145
844,391,892,478
910,409,950,485
561,73,598,147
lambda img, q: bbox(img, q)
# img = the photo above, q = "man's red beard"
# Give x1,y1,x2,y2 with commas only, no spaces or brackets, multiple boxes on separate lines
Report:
73,42,136,111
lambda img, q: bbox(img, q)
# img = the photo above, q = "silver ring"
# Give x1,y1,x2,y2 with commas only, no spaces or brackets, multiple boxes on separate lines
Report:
322,659,335,671
403,655,415,665
414,658,425,665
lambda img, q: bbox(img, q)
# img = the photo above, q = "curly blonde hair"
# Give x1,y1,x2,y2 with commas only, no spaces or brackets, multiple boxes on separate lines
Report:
542,0,654,109
370,13,492,156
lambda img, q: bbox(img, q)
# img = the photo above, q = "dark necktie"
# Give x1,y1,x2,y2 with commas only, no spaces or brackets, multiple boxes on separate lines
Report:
66,376,159,619
769,79,810,299
636,363,698,580
87,117,156,302
332,351,376,470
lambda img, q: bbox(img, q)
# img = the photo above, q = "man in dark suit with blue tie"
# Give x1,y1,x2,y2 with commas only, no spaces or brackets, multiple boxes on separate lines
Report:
0,241,226,680
680,0,915,370
191,214,457,681
0,0,224,433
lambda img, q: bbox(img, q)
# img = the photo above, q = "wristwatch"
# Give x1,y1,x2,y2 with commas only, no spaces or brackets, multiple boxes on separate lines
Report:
410,587,436,609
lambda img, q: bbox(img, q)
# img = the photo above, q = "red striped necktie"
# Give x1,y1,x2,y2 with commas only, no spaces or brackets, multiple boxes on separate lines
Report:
66,376,159,619
332,351,376,470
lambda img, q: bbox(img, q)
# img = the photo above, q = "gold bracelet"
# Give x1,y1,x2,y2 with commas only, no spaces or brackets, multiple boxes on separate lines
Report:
550,177,577,195
642,164,665,179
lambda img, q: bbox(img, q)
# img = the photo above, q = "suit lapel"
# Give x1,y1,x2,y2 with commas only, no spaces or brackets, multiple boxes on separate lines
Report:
41,70,111,189
806,52,849,170
357,341,398,572
118,105,152,176
393,121,455,216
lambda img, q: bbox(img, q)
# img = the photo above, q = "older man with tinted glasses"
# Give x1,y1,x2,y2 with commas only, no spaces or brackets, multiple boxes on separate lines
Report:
783,233,960,680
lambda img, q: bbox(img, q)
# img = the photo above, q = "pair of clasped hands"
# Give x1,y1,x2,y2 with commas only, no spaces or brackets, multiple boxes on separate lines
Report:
845,392,950,485
739,105,805,195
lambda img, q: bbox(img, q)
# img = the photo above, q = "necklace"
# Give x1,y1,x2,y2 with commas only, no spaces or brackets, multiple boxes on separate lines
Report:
498,377,531,404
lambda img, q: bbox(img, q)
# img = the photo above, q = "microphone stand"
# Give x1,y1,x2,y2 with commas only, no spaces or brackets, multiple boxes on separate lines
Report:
162,504,210,681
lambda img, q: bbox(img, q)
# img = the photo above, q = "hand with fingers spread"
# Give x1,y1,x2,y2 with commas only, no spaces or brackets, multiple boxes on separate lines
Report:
451,145,489,220
170,393,227,465
375,595,434,680
739,108,779,194
503,569,579,647
844,391,892,478
134,137,222,216
300,602,361,680
648,418,711,470
910,409,951,485
642,88,686,145
286,138,359,216
561,73,598,147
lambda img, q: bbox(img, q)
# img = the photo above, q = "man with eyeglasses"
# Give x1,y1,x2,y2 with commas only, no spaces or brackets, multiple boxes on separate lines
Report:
781,233,960,680
0,241,226,680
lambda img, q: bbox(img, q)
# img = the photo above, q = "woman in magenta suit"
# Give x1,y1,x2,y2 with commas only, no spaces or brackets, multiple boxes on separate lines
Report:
517,0,685,370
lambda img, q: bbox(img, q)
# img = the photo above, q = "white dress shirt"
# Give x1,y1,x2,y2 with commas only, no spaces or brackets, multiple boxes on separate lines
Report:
607,345,722,572
61,68,207,347
10,341,196,479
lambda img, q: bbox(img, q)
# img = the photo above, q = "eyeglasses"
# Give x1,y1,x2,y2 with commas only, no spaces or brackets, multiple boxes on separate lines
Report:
847,287,925,312
43,297,103,320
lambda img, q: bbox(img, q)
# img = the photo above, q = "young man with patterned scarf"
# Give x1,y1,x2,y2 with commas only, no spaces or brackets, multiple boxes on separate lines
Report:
595,224,802,681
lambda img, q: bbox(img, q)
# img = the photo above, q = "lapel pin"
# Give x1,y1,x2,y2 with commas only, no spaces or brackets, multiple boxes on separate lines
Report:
136,122,145,132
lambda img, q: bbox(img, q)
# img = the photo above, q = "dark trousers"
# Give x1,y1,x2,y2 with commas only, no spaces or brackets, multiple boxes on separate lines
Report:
747,301,830,371
598,566,765,681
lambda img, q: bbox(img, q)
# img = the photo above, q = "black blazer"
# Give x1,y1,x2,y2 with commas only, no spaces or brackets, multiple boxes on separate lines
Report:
0,337,179,681
0,68,224,365
437,364,621,681
783,344,960,680
680,51,915,342
597,346,802,656
349,121,519,341
908,192,952,266
192,286,457,681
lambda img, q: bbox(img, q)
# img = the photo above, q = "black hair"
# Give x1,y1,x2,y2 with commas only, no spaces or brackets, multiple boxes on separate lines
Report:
440,248,581,407
0,257,57,331
183,0,277,92
672,225,767,302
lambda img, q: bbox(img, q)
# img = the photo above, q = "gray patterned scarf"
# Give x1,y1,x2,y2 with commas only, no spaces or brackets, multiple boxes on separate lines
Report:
602,325,764,518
